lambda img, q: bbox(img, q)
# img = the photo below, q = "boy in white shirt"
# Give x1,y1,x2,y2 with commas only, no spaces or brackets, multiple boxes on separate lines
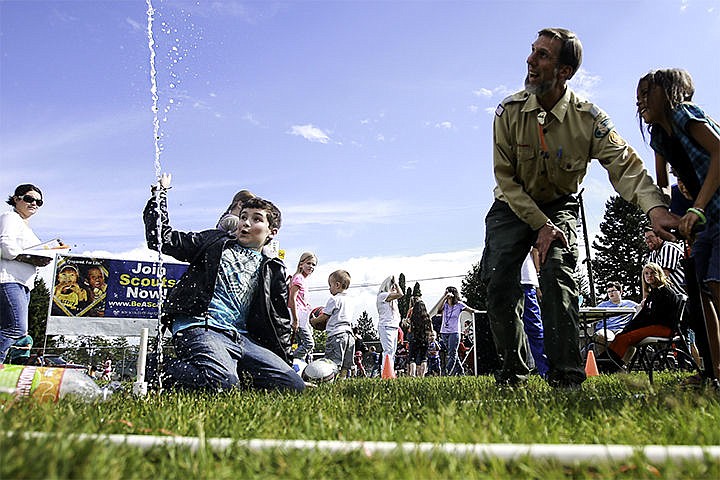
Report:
313,270,355,378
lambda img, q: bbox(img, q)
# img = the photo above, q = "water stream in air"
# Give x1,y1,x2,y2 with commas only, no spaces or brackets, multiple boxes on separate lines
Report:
146,0,165,390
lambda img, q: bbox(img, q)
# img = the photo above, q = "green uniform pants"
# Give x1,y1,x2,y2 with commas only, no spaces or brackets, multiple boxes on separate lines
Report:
481,197,585,386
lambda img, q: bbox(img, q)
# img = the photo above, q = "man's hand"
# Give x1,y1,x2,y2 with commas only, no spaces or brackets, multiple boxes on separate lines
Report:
648,206,680,241
535,220,568,265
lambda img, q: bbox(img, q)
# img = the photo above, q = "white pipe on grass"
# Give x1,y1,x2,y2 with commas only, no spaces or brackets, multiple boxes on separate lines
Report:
9,432,720,463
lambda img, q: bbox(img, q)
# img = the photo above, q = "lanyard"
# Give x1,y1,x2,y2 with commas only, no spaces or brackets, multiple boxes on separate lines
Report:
537,111,550,159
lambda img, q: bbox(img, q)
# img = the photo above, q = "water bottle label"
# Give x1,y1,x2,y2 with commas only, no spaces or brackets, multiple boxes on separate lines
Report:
0,365,65,401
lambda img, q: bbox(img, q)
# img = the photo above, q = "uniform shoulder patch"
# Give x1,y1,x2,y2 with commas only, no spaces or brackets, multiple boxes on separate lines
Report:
495,104,505,117
594,116,614,139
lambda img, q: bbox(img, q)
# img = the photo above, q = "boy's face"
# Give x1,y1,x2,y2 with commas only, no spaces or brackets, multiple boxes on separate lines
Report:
236,208,277,251
328,278,342,295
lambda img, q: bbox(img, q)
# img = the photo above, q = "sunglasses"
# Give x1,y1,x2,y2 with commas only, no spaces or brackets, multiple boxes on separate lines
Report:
19,195,43,206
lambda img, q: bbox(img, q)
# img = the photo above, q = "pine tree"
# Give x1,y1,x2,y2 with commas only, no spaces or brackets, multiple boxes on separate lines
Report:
591,195,649,302
412,282,422,298
28,276,50,346
398,273,410,318
355,310,378,341
461,261,488,310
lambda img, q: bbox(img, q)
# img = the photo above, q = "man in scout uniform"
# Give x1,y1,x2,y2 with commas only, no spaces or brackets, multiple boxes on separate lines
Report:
480,27,678,388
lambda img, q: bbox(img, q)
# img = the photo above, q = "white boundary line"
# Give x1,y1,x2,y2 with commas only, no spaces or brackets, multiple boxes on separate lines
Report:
7,431,720,463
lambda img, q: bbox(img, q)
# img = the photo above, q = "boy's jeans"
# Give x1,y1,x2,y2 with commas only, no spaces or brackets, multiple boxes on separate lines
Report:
0,283,30,363
163,326,305,392
325,331,355,370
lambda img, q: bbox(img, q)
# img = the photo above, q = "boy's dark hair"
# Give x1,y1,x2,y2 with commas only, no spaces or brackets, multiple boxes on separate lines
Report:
606,282,622,292
6,184,43,206
538,27,582,79
330,270,351,290
242,197,282,230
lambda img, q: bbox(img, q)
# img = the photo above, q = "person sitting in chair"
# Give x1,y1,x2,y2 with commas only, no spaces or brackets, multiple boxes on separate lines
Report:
603,263,684,371
593,282,638,354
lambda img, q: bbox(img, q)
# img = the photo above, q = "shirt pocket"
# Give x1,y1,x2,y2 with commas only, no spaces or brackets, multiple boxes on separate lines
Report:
514,145,538,182
549,155,588,193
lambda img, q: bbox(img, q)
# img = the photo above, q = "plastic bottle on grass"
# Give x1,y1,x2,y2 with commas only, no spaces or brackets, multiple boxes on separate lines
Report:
0,364,109,402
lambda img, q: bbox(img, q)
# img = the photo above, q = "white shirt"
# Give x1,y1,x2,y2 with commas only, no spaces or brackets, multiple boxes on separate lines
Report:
0,210,41,288
324,292,354,337
520,252,538,287
376,291,401,328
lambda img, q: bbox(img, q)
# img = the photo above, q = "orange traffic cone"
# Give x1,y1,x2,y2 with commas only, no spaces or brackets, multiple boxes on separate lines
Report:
585,349,599,377
381,354,396,379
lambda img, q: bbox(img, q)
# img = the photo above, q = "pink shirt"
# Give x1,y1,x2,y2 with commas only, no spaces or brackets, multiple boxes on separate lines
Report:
290,273,310,313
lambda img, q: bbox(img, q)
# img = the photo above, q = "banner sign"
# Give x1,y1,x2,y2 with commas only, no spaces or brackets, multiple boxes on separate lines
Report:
46,254,188,336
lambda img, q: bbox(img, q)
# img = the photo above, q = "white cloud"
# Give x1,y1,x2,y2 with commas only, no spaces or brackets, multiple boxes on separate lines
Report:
435,121,453,129
288,124,330,144
125,17,143,31
242,112,260,126
401,160,419,170
473,84,514,99
468,105,479,113
569,68,602,101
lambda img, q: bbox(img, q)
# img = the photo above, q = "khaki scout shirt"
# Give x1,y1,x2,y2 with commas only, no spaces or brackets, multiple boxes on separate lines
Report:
493,88,667,230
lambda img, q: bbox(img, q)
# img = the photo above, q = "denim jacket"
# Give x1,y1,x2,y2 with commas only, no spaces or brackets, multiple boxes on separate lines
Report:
143,192,293,364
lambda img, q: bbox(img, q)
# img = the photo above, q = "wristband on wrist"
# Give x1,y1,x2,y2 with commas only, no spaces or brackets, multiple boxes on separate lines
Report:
686,207,707,225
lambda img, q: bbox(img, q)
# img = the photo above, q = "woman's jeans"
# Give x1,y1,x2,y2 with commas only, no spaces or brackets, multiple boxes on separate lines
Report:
0,282,30,363
162,327,305,392
441,332,463,376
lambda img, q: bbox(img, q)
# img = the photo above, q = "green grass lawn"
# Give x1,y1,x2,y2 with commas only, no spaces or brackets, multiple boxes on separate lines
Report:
2,372,719,479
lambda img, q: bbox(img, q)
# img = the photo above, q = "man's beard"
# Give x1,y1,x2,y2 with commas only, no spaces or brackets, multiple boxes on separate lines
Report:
524,68,559,96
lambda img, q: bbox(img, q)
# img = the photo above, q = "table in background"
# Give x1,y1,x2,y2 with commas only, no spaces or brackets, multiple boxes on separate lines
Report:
578,307,636,350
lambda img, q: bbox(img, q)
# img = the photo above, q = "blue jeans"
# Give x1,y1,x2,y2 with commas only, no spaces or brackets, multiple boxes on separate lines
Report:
0,282,30,363
692,220,719,284
522,284,549,377
441,332,463,376
163,327,305,392
293,323,315,363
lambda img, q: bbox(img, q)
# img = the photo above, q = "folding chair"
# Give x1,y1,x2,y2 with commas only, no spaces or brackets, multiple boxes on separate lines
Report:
627,299,700,383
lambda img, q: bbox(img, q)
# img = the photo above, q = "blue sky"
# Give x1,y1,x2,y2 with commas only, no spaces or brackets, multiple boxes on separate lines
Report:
2,0,719,320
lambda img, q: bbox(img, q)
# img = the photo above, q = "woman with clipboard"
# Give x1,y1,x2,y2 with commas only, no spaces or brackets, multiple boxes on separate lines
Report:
0,184,51,363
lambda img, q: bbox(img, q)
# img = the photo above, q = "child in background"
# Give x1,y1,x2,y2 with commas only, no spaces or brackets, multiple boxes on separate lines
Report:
426,331,441,376
353,350,366,377
288,252,317,364
395,340,409,376
369,345,381,377
216,190,255,233
636,68,720,383
312,270,355,379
